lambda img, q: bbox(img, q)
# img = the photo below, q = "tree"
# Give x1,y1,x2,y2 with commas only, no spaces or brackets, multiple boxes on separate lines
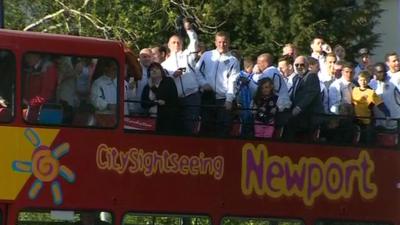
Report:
5,0,178,49
4,0,383,61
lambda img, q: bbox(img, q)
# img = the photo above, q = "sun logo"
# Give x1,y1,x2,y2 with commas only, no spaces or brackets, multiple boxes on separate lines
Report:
12,128,76,205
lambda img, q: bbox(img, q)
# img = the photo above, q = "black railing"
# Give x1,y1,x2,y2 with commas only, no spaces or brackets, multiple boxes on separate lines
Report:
123,100,400,148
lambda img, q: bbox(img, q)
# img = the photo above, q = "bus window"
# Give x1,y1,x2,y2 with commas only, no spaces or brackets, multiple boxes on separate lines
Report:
315,220,392,225
22,53,119,128
122,213,211,225
0,50,15,123
221,217,303,225
17,209,113,225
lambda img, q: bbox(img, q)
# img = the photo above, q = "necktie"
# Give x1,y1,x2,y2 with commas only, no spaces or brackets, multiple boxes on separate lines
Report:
293,76,302,99
342,83,352,104
348,83,353,103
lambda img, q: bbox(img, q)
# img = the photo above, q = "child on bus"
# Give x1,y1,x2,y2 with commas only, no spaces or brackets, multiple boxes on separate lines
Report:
252,78,278,138
352,71,391,143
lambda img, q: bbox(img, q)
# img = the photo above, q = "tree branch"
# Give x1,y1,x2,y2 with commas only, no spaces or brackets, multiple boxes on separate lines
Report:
169,0,226,34
23,9,65,31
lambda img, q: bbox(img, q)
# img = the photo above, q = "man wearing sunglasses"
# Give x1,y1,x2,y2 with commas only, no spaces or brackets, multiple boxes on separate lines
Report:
284,56,323,140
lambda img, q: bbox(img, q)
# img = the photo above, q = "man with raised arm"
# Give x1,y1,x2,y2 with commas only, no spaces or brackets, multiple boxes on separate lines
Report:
162,19,200,134
310,36,332,78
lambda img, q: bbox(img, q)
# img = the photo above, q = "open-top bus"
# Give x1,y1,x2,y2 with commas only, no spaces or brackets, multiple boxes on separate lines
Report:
0,29,398,225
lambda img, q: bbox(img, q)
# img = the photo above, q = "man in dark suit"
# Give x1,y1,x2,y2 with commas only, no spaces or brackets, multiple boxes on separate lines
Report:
285,55,323,140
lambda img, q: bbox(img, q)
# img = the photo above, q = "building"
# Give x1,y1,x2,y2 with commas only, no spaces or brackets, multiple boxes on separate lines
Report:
373,0,400,61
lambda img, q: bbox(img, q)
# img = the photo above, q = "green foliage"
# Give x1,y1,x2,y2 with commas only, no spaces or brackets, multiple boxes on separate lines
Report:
221,217,302,225
4,0,383,61
123,214,211,225
18,211,79,224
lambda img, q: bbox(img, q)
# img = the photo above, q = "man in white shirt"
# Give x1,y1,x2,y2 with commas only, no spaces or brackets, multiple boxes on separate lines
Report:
326,62,357,143
386,52,400,89
308,56,329,113
162,22,200,134
91,59,118,127
253,53,291,111
195,31,240,135
370,62,400,129
278,55,297,97
128,48,153,115
318,53,337,88
328,62,355,115
310,37,332,79
310,37,326,65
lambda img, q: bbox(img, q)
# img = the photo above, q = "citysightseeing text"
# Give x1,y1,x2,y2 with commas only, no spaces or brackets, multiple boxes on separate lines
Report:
96,144,224,180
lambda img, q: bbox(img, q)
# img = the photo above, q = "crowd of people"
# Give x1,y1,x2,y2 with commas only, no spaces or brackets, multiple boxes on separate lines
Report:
21,51,121,127
122,19,400,144
16,19,400,144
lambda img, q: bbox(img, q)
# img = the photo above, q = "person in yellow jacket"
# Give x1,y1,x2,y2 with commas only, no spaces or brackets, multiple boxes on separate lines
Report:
352,71,390,143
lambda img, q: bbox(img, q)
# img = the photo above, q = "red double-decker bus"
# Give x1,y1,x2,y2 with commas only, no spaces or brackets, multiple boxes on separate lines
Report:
0,29,398,225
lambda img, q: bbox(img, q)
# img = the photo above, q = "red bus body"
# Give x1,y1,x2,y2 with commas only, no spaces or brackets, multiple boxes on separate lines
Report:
0,29,398,225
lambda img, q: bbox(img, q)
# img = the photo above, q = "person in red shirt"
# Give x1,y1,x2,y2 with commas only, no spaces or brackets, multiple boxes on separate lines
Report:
23,53,58,122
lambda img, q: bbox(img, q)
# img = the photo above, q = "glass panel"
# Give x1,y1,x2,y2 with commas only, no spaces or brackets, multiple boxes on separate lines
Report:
22,53,118,128
315,220,392,225
0,50,16,122
122,213,211,225
221,217,303,225
17,209,113,225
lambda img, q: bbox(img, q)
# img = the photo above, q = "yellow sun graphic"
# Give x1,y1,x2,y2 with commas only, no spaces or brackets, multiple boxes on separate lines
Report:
12,128,75,205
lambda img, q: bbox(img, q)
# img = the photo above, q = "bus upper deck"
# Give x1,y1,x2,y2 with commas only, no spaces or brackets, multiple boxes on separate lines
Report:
0,29,397,225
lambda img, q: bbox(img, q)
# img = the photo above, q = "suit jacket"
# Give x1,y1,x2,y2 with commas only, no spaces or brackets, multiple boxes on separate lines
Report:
292,71,324,115
141,77,179,132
